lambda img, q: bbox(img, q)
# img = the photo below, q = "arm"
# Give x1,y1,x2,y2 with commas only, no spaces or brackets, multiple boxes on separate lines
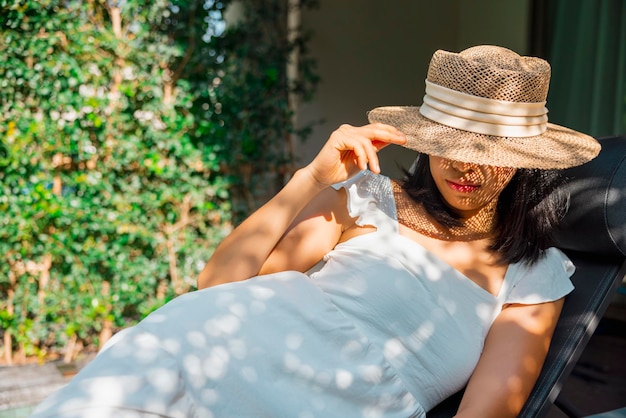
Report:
257,185,353,275
455,298,565,418
197,123,407,289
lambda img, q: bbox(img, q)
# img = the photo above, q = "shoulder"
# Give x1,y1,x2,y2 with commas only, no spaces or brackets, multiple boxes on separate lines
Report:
505,248,575,305
331,170,396,221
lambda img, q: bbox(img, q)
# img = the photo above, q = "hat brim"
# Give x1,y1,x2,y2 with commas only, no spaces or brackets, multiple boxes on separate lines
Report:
368,106,601,169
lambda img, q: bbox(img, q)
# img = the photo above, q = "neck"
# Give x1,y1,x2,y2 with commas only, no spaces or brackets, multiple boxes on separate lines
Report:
393,182,498,242
444,198,498,240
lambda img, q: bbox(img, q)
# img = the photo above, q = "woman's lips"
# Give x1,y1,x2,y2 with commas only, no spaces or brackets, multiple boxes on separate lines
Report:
446,180,480,193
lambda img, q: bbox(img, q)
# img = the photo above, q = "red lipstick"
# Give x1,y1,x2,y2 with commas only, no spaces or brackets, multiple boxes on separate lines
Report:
446,180,480,193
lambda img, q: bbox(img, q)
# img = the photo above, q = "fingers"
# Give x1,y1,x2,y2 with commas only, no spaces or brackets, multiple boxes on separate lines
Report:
307,123,407,186
335,123,406,173
364,123,408,146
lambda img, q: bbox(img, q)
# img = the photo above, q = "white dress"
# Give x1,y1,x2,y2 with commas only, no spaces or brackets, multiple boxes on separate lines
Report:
31,170,575,418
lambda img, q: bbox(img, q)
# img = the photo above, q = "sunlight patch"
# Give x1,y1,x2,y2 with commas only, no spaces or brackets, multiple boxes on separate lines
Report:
183,354,202,375
335,369,353,389
362,406,384,418
215,291,235,306
84,375,142,403
286,333,304,350
360,364,383,384
229,302,248,317
250,300,267,315
437,296,457,315
297,364,316,380
147,367,179,394
384,338,407,361
424,262,443,281
186,331,207,348
194,407,215,418
204,314,241,336
248,285,276,300
341,339,364,357
228,338,247,360
475,303,493,321
143,313,168,323
203,346,230,380
284,352,301,372
414,321,434,341
132,332,160,349
200,388,219,405
161,338,182,355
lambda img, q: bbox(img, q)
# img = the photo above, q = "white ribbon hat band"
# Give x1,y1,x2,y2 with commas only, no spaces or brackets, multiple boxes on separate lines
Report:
419,80,549,137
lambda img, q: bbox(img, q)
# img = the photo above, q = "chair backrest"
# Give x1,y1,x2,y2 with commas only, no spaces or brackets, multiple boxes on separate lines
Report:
521,135,626,417
427,135,626,418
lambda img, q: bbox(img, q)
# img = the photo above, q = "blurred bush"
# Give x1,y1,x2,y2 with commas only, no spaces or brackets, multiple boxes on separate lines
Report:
0,0,318,364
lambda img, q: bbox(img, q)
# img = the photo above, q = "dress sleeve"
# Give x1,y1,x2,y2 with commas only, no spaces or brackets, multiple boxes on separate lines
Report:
505,247,575,305
331,170,396,231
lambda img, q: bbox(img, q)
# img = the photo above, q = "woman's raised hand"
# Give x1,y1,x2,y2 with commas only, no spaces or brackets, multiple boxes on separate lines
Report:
198,123,405,288
303,123,407,186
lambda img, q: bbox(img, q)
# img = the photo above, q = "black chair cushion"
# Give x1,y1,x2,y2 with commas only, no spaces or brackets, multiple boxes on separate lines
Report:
553,135,626,258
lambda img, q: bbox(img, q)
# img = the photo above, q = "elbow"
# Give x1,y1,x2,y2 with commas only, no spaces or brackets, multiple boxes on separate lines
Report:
197,259,257,289
197,267,212,289
197,262,227,289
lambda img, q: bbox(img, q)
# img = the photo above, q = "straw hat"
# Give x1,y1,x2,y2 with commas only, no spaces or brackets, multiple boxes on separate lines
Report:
368,45,600,169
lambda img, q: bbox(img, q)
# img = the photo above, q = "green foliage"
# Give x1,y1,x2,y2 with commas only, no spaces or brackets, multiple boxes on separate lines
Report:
0,0,226,360
197,0,320,222
0,0,317,362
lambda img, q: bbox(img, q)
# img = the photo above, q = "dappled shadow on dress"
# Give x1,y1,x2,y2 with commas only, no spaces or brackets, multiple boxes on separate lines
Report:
31,270,423,418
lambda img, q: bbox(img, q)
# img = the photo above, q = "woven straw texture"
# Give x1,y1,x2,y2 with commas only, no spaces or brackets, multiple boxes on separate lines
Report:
368,46,600,169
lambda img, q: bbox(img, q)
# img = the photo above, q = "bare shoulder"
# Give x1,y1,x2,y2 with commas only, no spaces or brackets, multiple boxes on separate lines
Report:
499,298,564,332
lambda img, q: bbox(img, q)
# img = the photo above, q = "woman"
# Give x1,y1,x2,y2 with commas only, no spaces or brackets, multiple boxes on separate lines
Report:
32,46,600,418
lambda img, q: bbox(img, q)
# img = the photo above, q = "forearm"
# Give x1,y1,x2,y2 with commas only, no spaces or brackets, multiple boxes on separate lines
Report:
198,123,407,289
198,167,327,289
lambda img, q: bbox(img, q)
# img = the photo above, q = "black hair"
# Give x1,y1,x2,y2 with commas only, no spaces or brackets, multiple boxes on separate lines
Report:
402,153,569,265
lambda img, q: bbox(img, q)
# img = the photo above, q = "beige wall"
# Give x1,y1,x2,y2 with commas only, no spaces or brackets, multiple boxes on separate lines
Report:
297,0,529,179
